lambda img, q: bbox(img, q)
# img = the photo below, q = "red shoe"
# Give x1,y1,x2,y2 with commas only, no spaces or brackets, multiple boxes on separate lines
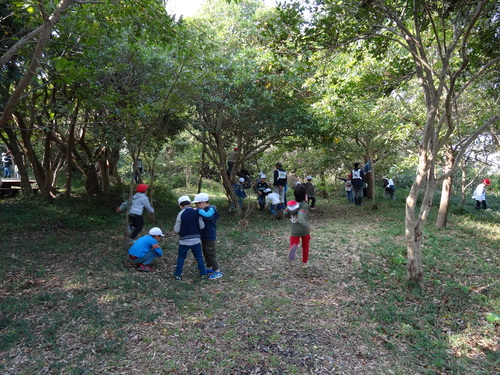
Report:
137,264,154,272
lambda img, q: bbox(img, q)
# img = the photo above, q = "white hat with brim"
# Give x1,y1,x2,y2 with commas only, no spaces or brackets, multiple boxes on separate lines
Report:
192,193,209,203
178,195,191,205
149,227,165,236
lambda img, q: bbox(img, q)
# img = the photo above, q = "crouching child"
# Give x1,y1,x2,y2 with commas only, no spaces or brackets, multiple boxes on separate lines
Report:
128,227,165,272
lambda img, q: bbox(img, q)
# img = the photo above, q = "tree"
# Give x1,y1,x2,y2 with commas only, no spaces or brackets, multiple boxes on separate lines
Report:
175,0,318,210
1,0,178,197
272,0,500,283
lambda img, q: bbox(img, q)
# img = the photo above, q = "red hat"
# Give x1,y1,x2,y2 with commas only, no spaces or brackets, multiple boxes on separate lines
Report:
287,200,300,210
483,179,491,186
136,184,148,193
234,147,238,151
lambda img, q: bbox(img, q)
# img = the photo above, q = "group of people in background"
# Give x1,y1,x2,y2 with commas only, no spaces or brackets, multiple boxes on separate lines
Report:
247,162,317,217
117,156,493,279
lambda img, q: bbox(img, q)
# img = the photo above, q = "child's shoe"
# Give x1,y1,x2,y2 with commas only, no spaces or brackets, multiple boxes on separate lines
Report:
206,268,214,275
174,275,182,280
137,264,153,272
208,271,223,280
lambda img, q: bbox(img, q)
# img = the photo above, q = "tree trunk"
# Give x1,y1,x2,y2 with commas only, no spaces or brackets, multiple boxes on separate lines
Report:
65,100,78,197
436,145,454,229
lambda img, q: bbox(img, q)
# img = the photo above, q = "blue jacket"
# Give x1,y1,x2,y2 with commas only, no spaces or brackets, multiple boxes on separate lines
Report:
198,205,220,241
128,235,163,258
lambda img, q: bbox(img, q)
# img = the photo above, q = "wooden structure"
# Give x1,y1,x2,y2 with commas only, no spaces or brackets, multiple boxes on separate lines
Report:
0,179,39,198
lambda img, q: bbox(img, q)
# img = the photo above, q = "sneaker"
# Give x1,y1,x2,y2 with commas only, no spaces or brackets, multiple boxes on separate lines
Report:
208,271,223,280
137,264,153,272
206,268,214,275
174,275,182,280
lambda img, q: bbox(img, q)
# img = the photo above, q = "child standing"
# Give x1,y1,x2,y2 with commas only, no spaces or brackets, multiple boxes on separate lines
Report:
284,184,311,266
231,177,247,210
117,184,155,243
128,227,165,272
338,175,353,203
173,195,208,280
256,174,269,211
473,178,491,210
193,193,223,280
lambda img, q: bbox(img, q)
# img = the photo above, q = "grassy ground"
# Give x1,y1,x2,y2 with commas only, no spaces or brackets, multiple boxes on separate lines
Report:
0,192,498,374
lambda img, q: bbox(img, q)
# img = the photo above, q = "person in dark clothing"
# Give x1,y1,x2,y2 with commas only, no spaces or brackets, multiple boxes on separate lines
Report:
273,162,287,206
173,195,208,280
351,163,365,206
193,193,223,280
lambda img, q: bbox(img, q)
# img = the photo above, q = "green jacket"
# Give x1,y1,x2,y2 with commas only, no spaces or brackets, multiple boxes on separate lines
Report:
285,201,310,236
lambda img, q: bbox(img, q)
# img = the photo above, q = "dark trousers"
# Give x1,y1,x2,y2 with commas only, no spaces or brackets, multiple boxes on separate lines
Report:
202,240,219,271
307,196,316,208
475,200,487,210
129,214,144,239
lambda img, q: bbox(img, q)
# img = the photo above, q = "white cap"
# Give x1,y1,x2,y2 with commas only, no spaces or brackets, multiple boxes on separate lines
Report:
306,176,313,180
264,188,272,193
149,227,165,236
239,177,245,183
260,174,266,179
178,195,191,205
296,181,301,185
192,193,209,203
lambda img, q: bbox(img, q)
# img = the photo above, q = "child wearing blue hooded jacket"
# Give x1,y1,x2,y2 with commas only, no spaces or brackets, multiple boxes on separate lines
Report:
193,193,223,280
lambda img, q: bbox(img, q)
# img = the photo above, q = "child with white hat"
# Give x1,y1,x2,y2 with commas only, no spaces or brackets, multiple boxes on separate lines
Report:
128,227,165,272
173,195,208,280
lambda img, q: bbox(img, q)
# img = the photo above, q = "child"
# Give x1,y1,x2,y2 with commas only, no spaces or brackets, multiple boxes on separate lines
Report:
193,193,222,280
265,188,280,216
231,177,247,210
338,175,353,203
256,174,269,211
473,178,491,210
382,177,396,201
128,227,165,272
304,176,316,209
173,195,208,280
284,184,311,266
117,184,155,243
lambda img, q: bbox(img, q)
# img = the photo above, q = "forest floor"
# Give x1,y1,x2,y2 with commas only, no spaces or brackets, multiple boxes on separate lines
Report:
0,194,498,374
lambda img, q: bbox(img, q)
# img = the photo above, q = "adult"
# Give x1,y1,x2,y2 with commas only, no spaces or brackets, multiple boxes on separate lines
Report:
351,163,365,206
273,162,287,205
2,150,13,178
304,176,316,209
473,178,491,210
227,147,238,176
134,157,143,183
